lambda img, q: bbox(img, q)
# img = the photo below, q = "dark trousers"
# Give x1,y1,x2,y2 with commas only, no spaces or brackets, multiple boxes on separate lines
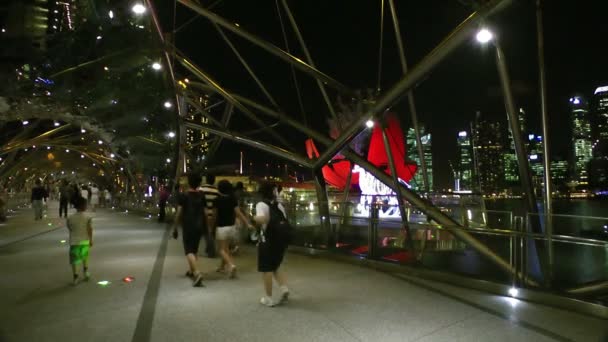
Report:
59,199,68,217
203,229,216,258
158,201,166,222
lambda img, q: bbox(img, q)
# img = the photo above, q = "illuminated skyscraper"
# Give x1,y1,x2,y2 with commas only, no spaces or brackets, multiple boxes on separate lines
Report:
550,159,569,190
457,130,473,191
185,95,211,168
570,96,592,186
472,112,504,195
406,126,433,191
593,86,608,154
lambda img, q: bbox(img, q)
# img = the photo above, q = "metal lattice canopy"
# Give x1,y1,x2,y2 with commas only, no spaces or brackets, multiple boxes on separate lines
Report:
0,5,177,187
0,0,535,285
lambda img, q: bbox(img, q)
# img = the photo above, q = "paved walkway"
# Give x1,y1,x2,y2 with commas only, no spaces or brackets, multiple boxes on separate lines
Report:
0,202,606,342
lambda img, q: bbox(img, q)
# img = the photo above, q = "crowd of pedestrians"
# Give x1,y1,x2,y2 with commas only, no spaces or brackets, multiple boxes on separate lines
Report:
170,173,291,307
24,173,292,307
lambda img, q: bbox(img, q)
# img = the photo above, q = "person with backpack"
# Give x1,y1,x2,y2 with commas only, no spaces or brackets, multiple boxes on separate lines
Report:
254,182,291,307
171,173,209,287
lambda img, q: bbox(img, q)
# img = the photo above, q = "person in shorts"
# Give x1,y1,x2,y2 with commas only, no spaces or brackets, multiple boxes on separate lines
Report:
254,182,290,307
66,196,93,285
215,180,253,278
171,173,209,287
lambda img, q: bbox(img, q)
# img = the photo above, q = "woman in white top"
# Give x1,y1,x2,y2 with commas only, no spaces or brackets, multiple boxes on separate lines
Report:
89,184,99,212
254,182,289,307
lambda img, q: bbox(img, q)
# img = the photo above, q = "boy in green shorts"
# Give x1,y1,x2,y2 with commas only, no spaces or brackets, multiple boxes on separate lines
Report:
67,196,93,285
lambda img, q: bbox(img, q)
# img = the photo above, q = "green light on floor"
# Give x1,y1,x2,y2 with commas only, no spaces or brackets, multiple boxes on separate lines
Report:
48,223,52,226
97,280,111,286
60,240,66,244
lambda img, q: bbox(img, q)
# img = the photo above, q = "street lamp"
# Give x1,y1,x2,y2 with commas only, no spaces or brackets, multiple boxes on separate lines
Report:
132,3,146,15
163,101,172,109
167,131,176,138
365,120,374,128
152,62,162,71
476,28,494,44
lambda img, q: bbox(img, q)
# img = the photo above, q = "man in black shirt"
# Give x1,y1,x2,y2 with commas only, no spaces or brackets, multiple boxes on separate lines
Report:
31,179,48,220
171,173,210,287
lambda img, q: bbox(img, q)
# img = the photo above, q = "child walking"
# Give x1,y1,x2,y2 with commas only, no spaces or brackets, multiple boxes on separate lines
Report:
67,196,93,285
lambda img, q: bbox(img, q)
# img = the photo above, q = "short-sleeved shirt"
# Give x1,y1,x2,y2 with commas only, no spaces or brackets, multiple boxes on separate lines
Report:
255,201,286,231
178,191,206,232
216,194,238,227
67,212,91,245
198,184,219,215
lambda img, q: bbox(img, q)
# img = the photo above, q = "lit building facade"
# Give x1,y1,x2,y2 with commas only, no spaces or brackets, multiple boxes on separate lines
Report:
503,108,528,186
406,126,433,191
593,86,608,155
457,130,473,191
570,96,593,186
472,112,504,195
185,95,211,168
590,86,608,190
550,159,569,191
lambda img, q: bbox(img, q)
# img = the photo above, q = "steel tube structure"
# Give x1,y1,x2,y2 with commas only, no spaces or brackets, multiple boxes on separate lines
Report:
146,0,186,181
183,121,312,167
175,52,296,151
313,0,513,170
380,117,412,249
177,0,352,94
387,0,429,191
205,103,234,162
312,168,333,247
214,24,280,109
186,83,531,284
536,0,553,285
280,0,337,120
494,43,538,215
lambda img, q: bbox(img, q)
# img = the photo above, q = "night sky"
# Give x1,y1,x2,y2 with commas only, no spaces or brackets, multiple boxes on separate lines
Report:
160,0,608,189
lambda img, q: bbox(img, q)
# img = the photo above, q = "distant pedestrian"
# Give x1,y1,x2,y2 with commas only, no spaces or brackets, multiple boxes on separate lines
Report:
59,179,70,218
90,184,99,212
254,182,290,307
31,179,47,220
104,189,111,207
158,185,170,223
66,196,93,285
171,173,209,287
199,174,219,258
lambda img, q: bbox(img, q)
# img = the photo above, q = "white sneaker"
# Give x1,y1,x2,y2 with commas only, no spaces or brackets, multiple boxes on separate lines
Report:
260,296,275,307
279,286,289,304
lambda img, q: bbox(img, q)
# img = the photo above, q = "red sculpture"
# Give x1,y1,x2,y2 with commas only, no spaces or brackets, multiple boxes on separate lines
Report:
306,113,417,190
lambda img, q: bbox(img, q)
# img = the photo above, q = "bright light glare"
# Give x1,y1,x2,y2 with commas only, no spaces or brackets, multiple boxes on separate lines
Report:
22,120,29,125
365,120,374,128
166,158,171,163
152,62,162,70
476,29,493,43
167,131,176,138
132,4,146,14
110,153,115,158
54,122,60,127
98,140,103,145
108,10,114,19
163,101,172,109
508,287,519,297
96,36,102,40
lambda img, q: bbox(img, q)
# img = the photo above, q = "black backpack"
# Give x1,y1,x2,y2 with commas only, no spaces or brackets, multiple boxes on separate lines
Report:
263,201,293,246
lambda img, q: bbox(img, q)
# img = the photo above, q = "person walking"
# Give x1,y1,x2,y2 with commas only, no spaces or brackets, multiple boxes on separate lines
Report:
89,184,99,212
199,174,219,258
254,182,290,307
171,173,209,287
158,185,170,223
66,196,93,285
215,180,253,278
31,179,47,220
59,179,70,218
